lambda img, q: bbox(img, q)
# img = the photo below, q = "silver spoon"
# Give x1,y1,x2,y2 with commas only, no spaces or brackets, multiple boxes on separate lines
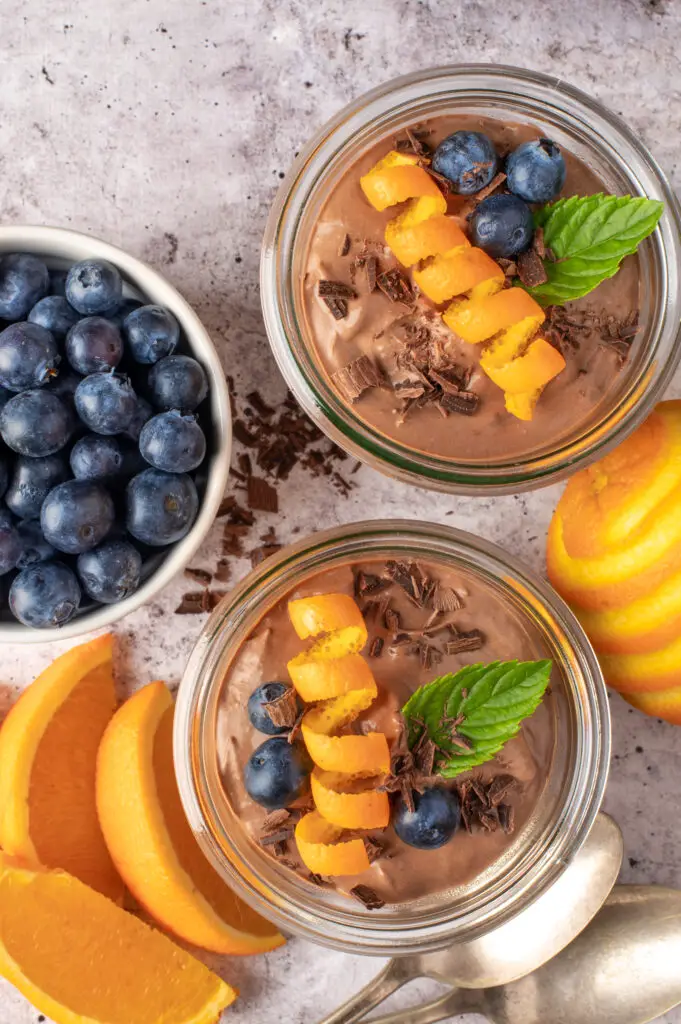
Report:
321,813,622,1024
369,884,681,1024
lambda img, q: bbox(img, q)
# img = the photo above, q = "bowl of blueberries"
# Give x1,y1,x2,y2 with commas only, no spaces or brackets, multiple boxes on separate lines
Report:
0,225,231,640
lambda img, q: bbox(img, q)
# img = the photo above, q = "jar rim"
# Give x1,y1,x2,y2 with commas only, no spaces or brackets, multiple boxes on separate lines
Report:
260,63,681,494
174,520,610,954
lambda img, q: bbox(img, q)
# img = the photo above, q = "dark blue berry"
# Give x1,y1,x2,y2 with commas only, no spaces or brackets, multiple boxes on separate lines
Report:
15,519,55,568
0,510,21,574
65,259,122,316
76,539,142,604
118,439,148,480
74,373,137,435
506,138,566,204
248,683,300,735
0,455,7,500
123,305,180,364
124,395,153,442
28,296,80,338
148,354,208,412
0,322,60,392
105,297,143,329
243,737,310,809
5,453,69,519
431,131,499,195
125,469,198,546
393,786,461,850
9,561,81,628
469,194,534,259
66,317,123,375
139,410,206,473
70,435,123,481
0,390,72,457
49,268,69,297
0,254,49,321
0,387,12,412
41,479,115,554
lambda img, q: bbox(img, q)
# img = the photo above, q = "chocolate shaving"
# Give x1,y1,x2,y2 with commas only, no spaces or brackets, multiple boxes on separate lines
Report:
355,571,391,599
287,709,305,744
214,559,232,583
384,559,424,604
318,280,356,299
175,590,227,615
232,419,259,446
439,391,480,416
533,226,546,260
263,687,299,729
350,885,385,910
487,774,516,807
424,167,452,193
385,607,401,634
250,541,282,567
431,584,462,612
446,629,485,654
246,390,275,418
497,258,518,278
259,828,295,847
461,171,507,215
307,872,328,886
427,367,467,396
184,567,212,586
339,233,351,257
498,804,516,834
321,295,348,320
395,127,431,158
247,475,279,513
376,268,415,304
223,523,249,556
261,809,291,833
517,248,548,288
363,837,386,864
414,736,436,777
331,355,383,402
369,636,384,658
458,776,518,834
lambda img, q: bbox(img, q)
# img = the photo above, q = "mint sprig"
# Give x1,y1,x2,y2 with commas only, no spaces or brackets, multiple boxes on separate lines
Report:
524,193,663,306
402,660,552,778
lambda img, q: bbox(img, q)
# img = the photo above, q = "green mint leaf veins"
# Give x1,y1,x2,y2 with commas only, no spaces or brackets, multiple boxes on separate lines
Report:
525,193,663,306
401,659,552,778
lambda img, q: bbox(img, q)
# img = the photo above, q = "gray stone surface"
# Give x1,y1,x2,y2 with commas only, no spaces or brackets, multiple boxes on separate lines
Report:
0,0,680,1021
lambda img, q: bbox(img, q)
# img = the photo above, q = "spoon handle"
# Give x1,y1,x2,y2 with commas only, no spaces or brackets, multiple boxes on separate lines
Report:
368,988,481,1024
319,959,412,1024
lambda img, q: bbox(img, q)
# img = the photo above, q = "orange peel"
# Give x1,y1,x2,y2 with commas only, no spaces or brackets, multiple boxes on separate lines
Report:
294,811,370,876
443,287,545,346
360,150,443,212
288,593,368,643
484,337,565,395
288,649,376,702
311,770,390,829
413,247,505,305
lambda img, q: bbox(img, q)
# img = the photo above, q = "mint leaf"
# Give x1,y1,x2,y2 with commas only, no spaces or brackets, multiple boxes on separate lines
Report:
525,193,663,306
402,660,552,778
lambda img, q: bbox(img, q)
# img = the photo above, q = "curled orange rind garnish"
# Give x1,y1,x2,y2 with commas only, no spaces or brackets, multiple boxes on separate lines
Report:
359,147,567,419
286,593,390,876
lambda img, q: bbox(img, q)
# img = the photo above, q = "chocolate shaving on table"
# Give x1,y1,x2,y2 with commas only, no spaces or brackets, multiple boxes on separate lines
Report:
237,452,252,477
533,226,546,260
339,233,351,257
376,268,415,304
223,523,249,557
517,248,548,288
184,567,212,586
232,419,259,446
247,474,279,513
214,559,232,583
331,355,384,402
264,687,299,729
350,885,385,910
246,390,275,418
446,629,485,654
439,391,480,416
175,589,227,615
250,541,282,567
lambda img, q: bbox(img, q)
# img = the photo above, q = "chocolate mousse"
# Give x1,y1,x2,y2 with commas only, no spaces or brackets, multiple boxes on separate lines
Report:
301,115,649,462
217,556,557,905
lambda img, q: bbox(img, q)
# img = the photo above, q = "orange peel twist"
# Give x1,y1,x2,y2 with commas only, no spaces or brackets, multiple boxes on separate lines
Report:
286,595,390,876
359,148,566,419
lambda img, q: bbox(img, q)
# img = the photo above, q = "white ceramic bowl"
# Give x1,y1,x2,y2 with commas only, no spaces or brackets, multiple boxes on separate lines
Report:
0,225,231,642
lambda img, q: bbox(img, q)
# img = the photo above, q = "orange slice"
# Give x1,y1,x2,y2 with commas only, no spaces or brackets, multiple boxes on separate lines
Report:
288,593,368,644
294,811,370,876
288,649,376,702
311,770,389,829
0,634,123,902
0,853,236,1024
96,681,284,955
443,287,545,345
360,151,442,212
484,338,566,394
413,247,505,305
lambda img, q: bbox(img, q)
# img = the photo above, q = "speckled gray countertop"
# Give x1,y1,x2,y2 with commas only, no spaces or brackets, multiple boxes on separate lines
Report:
0,1,680,1021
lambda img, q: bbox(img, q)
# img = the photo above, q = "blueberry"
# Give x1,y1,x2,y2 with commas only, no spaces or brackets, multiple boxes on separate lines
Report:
0,387,12,412
243,736,310,809
125,468,198,546
9,561,81,628
0,510,21,574
431,131,499,195
49,268,69,297
66,259,122,316
28,295,80,338
65,317,123,375
248,682,299,735
124,395,153,442
70,435,123,481
469,194,534,259
0,254,49,321
0,455,7,500
5,453,69,518
148,354,208,412
41,479,115,554
0,391,72,457
0,322,60,392
139,410,206,473
506,138,566,204
118,439,147,480
123,305,180,364
74,373,137,435
393,786,461,850
76,539,142,604
105,296,143,329
15,519,55,568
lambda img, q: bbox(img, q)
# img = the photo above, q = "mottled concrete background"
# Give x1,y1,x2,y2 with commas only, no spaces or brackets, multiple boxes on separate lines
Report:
0,0,680,1021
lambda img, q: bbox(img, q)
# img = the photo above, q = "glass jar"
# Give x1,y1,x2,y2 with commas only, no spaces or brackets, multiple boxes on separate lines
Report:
174,520,609,955
260,65,681,494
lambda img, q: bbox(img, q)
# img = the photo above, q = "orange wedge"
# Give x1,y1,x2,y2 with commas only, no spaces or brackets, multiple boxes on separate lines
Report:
294,811,370,876
0,634,123,902
96,681,284,955
311,770,389,829
413,247,505,305
0,853,236,1024
288,593,368,643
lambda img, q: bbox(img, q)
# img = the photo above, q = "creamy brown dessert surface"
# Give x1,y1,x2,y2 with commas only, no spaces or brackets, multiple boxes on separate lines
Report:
217,558,557,905
301,115,640,462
